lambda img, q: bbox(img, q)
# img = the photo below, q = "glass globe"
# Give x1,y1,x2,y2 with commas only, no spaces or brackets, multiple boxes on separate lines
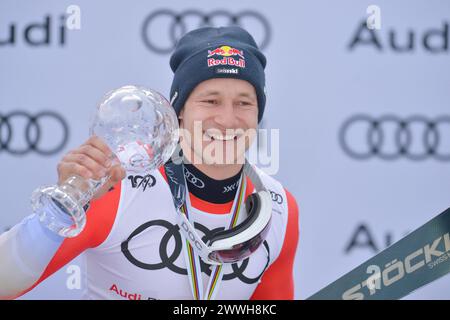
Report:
31,85,179,238
90,85,179,173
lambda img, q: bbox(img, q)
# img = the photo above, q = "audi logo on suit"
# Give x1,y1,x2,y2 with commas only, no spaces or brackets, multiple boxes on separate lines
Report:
121,219,270,284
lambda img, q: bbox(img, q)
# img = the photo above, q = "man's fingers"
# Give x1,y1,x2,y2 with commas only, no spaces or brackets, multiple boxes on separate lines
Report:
77,145,111,168
57,137,125,198
109,165,126,183
63,154,107,180
86,136,113,158
92,165,126,199
58,162,92,183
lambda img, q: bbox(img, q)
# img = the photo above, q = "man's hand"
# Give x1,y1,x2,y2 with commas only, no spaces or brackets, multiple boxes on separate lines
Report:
57,136,126,199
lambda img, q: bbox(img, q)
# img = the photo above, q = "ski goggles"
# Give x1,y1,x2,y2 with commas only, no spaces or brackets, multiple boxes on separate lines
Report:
174,161,273,265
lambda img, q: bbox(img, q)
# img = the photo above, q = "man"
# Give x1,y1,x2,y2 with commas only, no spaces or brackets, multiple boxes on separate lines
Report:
0,26,299,300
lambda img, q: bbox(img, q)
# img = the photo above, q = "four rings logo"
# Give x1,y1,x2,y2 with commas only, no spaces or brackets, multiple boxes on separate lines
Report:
121,219,270,284
183,167,205,189
339,115,450,161
269,190,284,205
141,9,271,54
0,111,69,156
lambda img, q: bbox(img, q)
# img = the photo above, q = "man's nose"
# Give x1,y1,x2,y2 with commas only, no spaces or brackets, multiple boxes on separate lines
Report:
214,102,239,128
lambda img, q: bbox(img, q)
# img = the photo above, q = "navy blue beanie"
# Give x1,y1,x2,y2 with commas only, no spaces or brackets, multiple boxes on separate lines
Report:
169,26,267,123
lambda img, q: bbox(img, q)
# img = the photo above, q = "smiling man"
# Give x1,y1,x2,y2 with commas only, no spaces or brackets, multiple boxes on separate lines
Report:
0,26,299,300
178,78,258,179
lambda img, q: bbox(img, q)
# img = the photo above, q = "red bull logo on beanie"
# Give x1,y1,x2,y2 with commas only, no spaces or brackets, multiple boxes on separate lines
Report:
207,45,245,69
207,45,245,59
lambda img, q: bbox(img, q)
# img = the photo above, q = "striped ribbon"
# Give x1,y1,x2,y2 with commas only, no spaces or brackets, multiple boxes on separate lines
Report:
181,173,247,300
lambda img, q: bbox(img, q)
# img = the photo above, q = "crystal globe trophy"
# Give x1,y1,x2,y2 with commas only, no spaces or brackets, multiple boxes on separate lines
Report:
31,85,179,238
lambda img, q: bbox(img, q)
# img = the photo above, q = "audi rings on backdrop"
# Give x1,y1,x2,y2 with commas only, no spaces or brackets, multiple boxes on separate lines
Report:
141,9,271,54
339,115,450,161
0,111,69,156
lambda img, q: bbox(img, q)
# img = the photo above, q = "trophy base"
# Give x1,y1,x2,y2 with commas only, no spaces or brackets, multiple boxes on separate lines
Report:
31,185,86,238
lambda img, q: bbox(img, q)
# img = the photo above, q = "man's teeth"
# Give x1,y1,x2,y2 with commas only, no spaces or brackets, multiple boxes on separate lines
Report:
206,132,237,141
212,134,236,141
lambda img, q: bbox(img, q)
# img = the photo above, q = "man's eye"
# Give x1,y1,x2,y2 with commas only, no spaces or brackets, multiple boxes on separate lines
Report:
202,99,218,105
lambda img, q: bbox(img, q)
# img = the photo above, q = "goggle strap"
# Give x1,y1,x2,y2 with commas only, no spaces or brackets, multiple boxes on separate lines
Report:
178,212,215,262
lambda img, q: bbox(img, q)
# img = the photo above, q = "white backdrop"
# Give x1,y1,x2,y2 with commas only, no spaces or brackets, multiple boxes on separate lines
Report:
0,0,449,299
